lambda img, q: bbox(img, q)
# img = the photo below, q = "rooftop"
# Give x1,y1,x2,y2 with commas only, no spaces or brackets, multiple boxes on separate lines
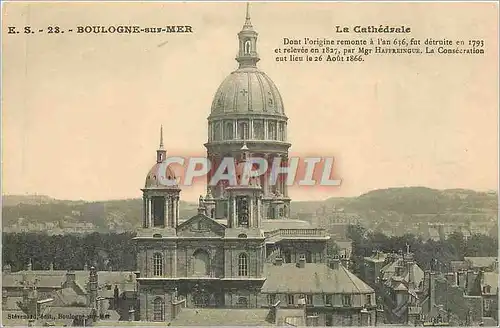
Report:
262,262,374,294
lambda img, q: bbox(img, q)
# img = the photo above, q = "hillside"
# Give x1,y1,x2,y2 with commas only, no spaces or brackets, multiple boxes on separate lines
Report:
2,187,498,233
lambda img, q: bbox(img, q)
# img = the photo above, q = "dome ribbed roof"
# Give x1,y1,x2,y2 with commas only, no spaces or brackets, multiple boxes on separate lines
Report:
144,162,178,189
210,67,285,116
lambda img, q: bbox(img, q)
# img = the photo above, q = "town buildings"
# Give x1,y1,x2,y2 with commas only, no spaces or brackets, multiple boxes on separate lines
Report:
362,251,499,326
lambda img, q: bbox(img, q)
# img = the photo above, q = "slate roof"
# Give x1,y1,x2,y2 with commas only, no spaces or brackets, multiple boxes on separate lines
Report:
3,296,23,311
261,262,374,294
381,258,424,288
53,287,87,306
169,308,274,326
261,219,311,232
364,252,388,263
2,270,137,296
450,261,469,272
2,271,66,288
464,257,497,269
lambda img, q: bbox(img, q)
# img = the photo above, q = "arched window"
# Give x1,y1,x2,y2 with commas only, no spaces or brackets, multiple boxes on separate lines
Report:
239,122,249,140
238,253,248,276
225,122,233,140
253,120,264,139
153,253,163,277
244,40,251,54
268,121,276,140
153,297,164,321
214,122,222,141
278,123,284,141
193,249,210,276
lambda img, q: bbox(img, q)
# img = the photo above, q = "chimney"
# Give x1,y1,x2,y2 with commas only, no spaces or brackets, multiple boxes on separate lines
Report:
466,270,478,293
340,254,350,269
457,270,467,289
297,256,306,268
84,263,88,271
428,272,436,315
27,259,32,271
406,261,415,287
375,299,385,326
274,257,283,266
328,258,340,270
360,308,370,326
65,270,76,285
49,263,54,271
4,264,11,274
89,266,98,310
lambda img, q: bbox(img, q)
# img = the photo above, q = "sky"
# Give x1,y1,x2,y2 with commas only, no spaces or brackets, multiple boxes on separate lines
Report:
2,2,498,202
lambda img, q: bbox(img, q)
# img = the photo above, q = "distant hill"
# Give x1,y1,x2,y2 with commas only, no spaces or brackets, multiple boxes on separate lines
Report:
325,187,498,213
2,187,498,232
1,195,199,230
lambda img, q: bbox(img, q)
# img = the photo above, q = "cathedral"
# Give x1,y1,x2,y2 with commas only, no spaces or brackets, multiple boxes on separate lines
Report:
133,5,374,324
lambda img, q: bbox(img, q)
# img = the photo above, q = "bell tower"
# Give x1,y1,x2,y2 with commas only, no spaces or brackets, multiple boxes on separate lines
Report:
226,143,263,229
142,126,181,230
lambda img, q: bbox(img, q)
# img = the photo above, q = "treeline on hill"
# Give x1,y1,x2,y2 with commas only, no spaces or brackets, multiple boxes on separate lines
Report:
2,232,137,272
346,224,499,275
2,227,498,273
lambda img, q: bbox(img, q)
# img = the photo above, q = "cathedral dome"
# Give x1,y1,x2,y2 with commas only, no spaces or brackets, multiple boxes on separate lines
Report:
144,162,178,189
210,67,285,116
144,126,179,189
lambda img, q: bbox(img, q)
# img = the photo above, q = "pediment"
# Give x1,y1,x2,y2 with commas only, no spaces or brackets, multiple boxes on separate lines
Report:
176,214,226,237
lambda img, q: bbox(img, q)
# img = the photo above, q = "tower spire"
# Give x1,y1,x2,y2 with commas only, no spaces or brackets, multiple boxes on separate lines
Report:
156,125,167,163
244,2,252,28
236,2,260,68
159,125,164,150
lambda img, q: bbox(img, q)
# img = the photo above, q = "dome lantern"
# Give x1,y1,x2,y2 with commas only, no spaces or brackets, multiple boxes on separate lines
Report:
236,3,260,69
